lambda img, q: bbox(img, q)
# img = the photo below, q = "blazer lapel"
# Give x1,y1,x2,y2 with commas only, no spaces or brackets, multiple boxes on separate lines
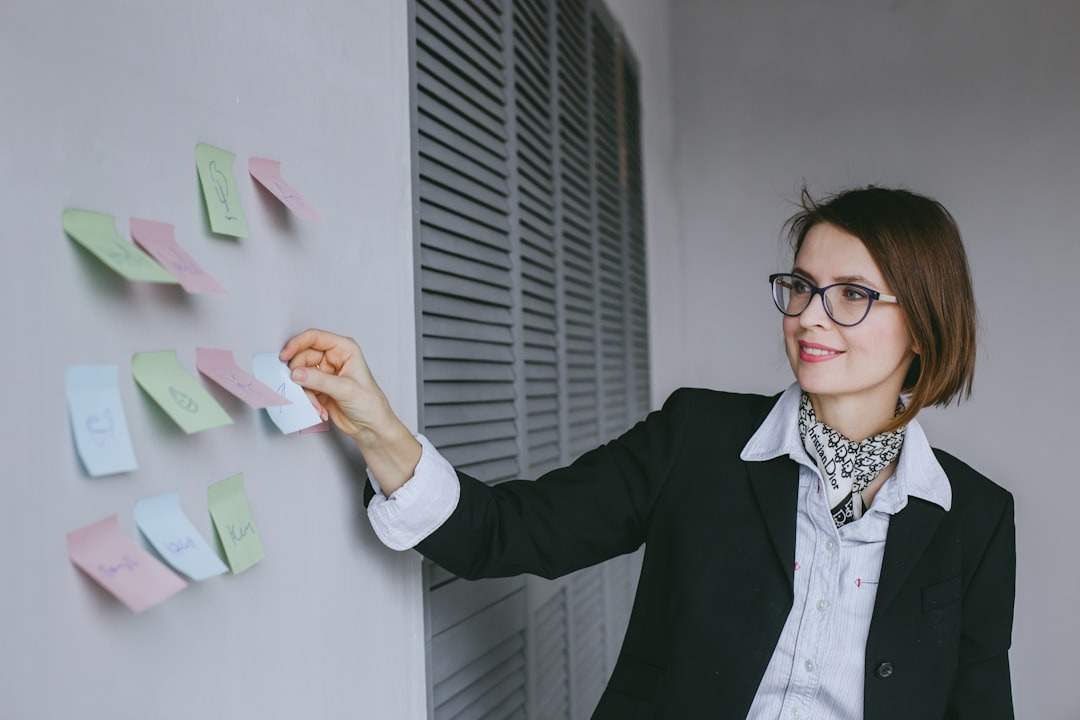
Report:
872,497,945,619
746,457,799,589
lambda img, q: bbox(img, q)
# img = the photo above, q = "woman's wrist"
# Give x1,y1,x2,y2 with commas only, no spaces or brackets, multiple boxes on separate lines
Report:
354,413,422,495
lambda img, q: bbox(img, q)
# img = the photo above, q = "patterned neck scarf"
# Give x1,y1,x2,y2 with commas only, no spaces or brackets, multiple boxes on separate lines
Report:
798,392,906,528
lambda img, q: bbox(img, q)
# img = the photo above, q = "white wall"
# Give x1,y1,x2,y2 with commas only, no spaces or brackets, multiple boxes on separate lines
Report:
0,1,426,718
658,0,1080,718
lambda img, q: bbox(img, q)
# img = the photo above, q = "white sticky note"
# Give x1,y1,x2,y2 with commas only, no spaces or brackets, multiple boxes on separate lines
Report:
65,365,138,477
250,353,324,434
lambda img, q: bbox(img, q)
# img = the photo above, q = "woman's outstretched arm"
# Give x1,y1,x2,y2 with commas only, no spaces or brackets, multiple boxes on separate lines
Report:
280,328,421,495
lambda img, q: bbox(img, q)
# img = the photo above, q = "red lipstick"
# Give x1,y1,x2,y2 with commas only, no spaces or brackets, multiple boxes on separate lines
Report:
798,340,844,363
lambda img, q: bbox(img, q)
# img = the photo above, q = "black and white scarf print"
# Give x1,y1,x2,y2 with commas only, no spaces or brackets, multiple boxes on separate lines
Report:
798,392,906,528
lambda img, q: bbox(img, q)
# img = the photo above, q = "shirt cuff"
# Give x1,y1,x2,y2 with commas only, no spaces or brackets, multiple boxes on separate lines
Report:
366,433,460,551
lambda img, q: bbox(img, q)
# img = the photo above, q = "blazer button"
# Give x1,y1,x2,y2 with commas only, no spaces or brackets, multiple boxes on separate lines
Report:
875,662,894,679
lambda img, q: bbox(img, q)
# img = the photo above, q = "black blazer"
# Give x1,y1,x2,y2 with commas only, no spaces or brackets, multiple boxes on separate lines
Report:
414,389,1016,719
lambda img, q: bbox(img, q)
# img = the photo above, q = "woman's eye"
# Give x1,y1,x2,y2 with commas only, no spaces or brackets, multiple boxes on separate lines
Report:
791,279,812,295
841,286,870,302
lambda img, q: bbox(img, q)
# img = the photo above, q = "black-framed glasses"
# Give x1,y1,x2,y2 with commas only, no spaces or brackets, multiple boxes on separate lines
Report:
769,273,899,327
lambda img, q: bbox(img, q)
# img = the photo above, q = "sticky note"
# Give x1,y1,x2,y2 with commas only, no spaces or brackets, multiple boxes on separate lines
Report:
248,157,323,220
195,143,249,238
133,492,228,581
64,364,138,477
131,350,232,434
207,474,264,574
251,352,324,433
195,347,290,408
62,209,178,283
130,218,226,295
67,515,187,613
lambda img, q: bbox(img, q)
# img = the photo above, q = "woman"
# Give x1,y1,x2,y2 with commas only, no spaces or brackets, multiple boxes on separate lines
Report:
280,186,1015,719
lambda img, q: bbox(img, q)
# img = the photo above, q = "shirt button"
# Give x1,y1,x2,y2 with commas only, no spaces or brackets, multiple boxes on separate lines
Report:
826,539,837,551
805,660,815,672
817,599,829,611
791,709,802,718
876,661,895,679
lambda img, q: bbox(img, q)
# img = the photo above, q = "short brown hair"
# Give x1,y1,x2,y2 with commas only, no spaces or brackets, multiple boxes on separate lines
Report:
785,186,977,431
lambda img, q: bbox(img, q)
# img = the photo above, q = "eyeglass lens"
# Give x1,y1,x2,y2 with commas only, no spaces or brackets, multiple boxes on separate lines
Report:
772,276,872,326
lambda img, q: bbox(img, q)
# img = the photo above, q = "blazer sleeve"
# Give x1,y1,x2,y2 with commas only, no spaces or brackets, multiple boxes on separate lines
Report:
414,388,697,581
946,492,1016,719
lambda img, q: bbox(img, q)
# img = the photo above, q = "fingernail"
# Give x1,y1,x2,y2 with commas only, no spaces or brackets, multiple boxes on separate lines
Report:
291,367,307,382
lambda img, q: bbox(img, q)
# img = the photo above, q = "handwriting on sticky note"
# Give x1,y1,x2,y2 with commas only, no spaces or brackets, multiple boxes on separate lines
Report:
195,348,290,408
207,474,264,574
196,143,249,238
130,218,226,294
167,537,196,553
228,522,256,545
63,210,178,283
65,364,138,477
131,351,232,434
98,555,140,577
67,515,187,613
251,353,324,433
248,157,323,220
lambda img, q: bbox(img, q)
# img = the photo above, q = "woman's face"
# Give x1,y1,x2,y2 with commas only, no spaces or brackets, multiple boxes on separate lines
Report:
783,222,917,415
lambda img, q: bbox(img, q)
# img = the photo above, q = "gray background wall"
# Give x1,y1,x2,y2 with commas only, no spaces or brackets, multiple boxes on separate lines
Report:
615,0,1078,718
0,1,426,718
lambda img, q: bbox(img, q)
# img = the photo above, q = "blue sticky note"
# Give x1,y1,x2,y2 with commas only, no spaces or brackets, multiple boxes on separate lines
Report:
65,365,138,477
251,352,324,434
133,492,228,581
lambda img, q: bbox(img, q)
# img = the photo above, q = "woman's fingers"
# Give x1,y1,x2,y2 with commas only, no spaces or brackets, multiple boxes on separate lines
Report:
286,348,328,372
291,364,354,407
280,328,357,363
279,329,390,442
281,329,371,382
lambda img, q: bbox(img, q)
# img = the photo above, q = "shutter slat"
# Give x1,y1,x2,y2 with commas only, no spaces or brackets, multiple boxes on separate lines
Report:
425,418,518,449
421,203,511,253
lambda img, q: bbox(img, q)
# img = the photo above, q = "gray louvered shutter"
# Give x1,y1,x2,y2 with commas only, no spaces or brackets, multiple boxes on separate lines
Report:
414,1,529,717
531,587,570,718
411,1,648,718
556,0,601,461
515,0,560,480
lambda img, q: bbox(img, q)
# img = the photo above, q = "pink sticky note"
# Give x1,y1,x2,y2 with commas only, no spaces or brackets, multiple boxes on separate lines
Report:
248,157,323,220
67,515,187,613
130,217,226,295
195,348,291,408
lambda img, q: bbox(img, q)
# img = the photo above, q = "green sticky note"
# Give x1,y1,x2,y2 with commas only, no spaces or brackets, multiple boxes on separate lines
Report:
208,473,264,574
131,351,233,434
195,143,249,238
62,209,179,283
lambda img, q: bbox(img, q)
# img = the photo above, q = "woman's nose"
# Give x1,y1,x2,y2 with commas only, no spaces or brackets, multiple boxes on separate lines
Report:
799,290,833,327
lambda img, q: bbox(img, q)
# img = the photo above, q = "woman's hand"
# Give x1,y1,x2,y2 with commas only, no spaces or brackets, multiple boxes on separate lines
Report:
280,328,421,494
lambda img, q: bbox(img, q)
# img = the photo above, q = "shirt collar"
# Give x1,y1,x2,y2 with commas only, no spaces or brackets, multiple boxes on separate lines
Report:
739,383,952,512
